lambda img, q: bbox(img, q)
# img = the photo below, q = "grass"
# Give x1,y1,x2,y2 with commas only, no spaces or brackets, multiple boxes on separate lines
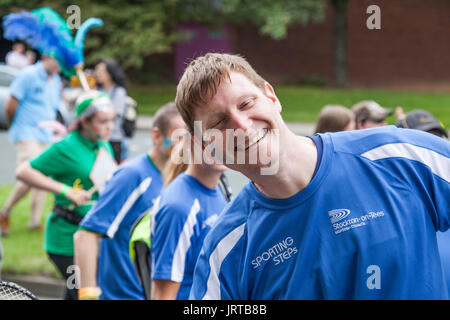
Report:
1,84,449,277
0,185,59,278
128,85,450,128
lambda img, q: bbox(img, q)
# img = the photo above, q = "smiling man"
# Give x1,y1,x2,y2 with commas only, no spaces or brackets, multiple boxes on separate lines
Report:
176,53,450,300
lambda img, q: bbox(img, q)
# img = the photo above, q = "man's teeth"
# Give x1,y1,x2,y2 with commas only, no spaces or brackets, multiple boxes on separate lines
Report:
237,129,267,151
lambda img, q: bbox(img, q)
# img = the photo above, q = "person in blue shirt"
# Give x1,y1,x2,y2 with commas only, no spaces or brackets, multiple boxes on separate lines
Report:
0,55,62,235
74,102,185,300
175,53,450,300
394,109,450,297
151,136,227,300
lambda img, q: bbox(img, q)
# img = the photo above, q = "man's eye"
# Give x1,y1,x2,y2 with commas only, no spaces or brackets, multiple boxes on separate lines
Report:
240,98,254,109
214,118,225,128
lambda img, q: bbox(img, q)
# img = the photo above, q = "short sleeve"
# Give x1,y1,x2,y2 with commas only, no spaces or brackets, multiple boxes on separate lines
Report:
151,200,189,282
111,87,127,117
9,71,30,101
80,166,143,237
29,142,67,177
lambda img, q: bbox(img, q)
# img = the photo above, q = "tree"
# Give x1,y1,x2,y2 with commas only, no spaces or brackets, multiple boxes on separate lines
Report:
1,0,188,70
331,0,349,88
1,0,330,80
216,0,327,40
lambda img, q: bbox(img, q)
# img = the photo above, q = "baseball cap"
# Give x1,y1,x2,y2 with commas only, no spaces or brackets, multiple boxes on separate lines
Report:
351,100,393,123
75,90,112,119
396,109,448,138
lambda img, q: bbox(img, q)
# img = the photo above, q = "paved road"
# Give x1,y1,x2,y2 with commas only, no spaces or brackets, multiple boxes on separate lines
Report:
0,119,315,195
0,129,250,195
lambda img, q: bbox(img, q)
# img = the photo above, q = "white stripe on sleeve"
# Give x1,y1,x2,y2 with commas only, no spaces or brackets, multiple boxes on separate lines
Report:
150,196,161,236
202,223,246,300
106,177,152,238
361,143,450,183
171,199,201,282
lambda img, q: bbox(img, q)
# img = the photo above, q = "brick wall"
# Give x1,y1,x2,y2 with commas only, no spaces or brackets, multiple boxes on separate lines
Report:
229,0,450,90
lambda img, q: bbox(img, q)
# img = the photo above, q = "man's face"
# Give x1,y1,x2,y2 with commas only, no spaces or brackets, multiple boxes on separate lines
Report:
154,114,186,158
192,71,282,174
43,56,61,75
357,119,387,129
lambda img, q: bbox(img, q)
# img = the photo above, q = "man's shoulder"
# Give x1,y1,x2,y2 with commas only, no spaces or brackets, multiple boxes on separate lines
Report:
117,154,158,178
157,175,196,211
11,64,35,83
101,154,160,198
323,125,448,157
201,185,252,249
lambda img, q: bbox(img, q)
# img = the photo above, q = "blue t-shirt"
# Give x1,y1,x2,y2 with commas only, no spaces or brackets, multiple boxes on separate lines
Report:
9,61,62,143
80,153,163,300
190,126,450,300
437,230,450,296
151,173,227,300
308,134,323,177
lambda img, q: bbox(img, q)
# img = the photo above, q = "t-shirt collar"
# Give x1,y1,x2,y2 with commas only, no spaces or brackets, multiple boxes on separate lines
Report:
75,130,101,150
36,62,48,81
247,134,332,210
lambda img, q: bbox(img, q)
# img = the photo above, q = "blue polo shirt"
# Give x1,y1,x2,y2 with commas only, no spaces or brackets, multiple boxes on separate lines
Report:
151,173,227,300
190,126,450,300
80,153,163,300
8,61,62,143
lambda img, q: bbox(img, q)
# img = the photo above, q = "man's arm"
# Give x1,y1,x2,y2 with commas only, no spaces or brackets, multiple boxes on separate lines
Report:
5,96,19,124
151,279,180,300
73,229,102,299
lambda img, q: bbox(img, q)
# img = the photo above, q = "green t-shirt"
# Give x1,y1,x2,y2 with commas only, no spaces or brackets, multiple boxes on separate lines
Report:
29,130,113,256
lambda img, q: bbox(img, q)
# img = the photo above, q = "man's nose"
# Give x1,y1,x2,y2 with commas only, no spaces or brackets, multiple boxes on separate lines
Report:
229,110,252,132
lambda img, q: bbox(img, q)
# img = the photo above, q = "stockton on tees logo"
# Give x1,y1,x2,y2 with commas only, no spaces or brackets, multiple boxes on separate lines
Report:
329,208,386,235
328,209,351,223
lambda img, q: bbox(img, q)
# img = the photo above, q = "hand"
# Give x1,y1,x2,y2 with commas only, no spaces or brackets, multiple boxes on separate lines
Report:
395,106,406,121
66,187,91,206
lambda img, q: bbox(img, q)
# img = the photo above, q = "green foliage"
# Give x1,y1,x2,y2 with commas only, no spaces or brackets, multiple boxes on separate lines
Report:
0,0,189,70
219,0,326,39
1,0,327,72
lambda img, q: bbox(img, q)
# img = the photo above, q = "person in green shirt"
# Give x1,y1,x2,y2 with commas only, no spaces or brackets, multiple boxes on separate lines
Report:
16,90,116,300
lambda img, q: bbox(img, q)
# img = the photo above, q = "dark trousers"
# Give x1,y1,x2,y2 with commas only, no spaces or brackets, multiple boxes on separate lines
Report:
47,253,78,300
109,140,122,164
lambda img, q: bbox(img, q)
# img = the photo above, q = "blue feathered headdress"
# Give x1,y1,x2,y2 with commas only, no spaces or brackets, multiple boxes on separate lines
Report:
3,7,102,78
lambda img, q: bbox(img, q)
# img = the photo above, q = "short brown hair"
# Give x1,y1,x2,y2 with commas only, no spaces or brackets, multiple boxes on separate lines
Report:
314,105,354,134
152,102,180,136
175,53,267,133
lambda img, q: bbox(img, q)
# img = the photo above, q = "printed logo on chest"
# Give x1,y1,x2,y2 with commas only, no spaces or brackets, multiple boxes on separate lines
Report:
251,236,298,269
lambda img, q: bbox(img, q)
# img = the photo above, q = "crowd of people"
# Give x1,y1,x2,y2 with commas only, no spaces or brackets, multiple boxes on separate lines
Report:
5,42,36,69
0,46,449,300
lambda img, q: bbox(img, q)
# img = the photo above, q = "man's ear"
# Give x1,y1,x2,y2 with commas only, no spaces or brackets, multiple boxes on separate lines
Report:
151,127,163,146
264,82,282,112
